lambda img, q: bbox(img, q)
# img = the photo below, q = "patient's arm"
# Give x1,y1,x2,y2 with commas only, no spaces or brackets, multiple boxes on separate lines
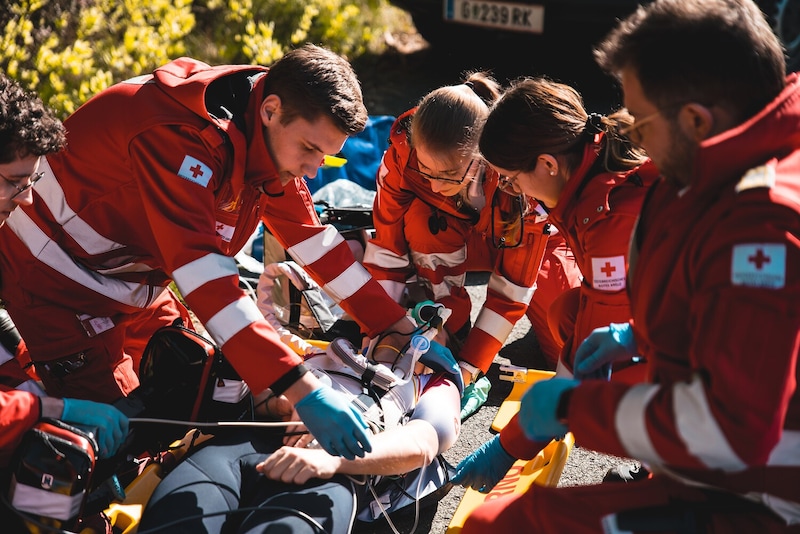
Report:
256,376,460,485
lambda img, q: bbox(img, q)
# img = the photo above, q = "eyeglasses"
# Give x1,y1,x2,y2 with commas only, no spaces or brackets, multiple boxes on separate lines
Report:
0,170,45,199
491,192,525,249
619,110,663,146
497,170,522,193
409,158,477,185
620,102,689,147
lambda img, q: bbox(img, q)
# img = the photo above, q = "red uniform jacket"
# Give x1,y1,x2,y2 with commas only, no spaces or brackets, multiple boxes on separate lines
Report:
363,109,560,372
572,76,800,523
0,388,39,467
549,137,659,370
0,58,406,395
500,136,657,458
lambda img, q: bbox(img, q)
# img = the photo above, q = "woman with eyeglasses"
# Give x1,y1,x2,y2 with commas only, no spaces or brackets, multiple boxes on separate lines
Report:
450,76,660,496
480,76,661,384
362,72,582,414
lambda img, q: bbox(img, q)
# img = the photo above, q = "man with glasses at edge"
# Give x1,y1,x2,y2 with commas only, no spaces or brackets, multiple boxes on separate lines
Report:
363,72,582,418
0,72,129,529
459,0,800,531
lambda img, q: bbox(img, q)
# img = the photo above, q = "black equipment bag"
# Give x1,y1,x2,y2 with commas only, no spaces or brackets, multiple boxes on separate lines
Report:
7,419,97,529
114,321,253,455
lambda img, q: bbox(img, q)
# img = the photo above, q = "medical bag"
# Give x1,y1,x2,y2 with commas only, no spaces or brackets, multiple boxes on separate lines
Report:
6,419,97,530
115,321,253,455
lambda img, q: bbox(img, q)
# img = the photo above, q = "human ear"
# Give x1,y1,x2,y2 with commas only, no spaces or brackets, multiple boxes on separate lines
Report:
260,95,281,125
538,154,559,176
678,103,714,142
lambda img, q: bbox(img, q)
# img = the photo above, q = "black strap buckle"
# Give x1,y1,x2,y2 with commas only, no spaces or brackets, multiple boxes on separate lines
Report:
43,352,87,378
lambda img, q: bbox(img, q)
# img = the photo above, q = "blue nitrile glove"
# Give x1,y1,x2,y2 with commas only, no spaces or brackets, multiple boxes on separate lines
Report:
418,341,464,394
61,398,129,459
573,322,636,380
451,434,516,493
295,386,373,460
519,378,579,442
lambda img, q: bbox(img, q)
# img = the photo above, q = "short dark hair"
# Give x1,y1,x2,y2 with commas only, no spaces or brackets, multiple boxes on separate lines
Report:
594,0,785,123
262,43,368,136
0,73,66,163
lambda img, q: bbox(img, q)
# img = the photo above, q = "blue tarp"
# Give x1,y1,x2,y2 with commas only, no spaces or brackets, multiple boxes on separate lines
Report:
305,114,395,194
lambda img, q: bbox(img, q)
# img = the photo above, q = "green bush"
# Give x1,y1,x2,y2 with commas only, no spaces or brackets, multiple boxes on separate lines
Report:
1,0,413,118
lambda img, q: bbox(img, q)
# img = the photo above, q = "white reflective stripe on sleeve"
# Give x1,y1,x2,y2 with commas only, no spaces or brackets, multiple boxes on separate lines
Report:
322,262,372,302
204,296,265,347
95,261,156,276
487,272,535,305
172,253,239,298
474,308,513,343
36,158,125,255
7,210,160,308
287,226,344,267
674,376,746,471
378,279,406,303
768,429,800,466
410,247,467,271
616,383,664,465
363,243,412,270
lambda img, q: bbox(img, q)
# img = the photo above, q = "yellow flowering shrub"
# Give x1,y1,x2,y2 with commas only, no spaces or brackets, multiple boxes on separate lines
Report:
2,0,412,117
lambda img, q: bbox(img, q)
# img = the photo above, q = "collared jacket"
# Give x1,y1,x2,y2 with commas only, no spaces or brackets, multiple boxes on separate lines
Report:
565,75,800,524
363,109,557,373
549,136,659,371
0,58,406,395
499,135,656,457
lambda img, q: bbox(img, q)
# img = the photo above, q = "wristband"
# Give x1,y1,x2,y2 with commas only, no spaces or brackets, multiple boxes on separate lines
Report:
458,360,481,384
269,364,308,396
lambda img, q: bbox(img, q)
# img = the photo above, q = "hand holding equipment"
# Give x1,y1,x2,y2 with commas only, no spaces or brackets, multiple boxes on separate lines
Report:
418,341,464,394
573,322,636,380
295,386,373,460
61,398,129,458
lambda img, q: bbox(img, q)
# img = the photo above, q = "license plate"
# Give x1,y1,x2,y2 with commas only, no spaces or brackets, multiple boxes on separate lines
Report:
444,0,544,34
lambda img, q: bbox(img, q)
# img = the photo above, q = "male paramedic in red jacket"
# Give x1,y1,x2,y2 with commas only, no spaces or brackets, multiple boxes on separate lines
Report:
458,0,800,532
0,72,128,527
0,44,414,460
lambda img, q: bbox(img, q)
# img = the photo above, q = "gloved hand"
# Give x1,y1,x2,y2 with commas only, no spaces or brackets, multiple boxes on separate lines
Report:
61,398,129,459
451,434,516,493
573,322,636,380
418,341,464,394
295,386,373,460
460,375,491,421
519,378,579,442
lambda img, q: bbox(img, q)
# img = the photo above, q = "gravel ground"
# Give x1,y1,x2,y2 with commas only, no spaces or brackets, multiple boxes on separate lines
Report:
352,274,635,534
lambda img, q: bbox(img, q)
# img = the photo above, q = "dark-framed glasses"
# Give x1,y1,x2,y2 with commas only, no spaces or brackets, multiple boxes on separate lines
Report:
491,192,525,249
497,170,522,193
409,158,477,185
0,170,44,199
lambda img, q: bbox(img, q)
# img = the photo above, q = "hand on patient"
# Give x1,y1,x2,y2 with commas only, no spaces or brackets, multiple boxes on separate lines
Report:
256,445,341,485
